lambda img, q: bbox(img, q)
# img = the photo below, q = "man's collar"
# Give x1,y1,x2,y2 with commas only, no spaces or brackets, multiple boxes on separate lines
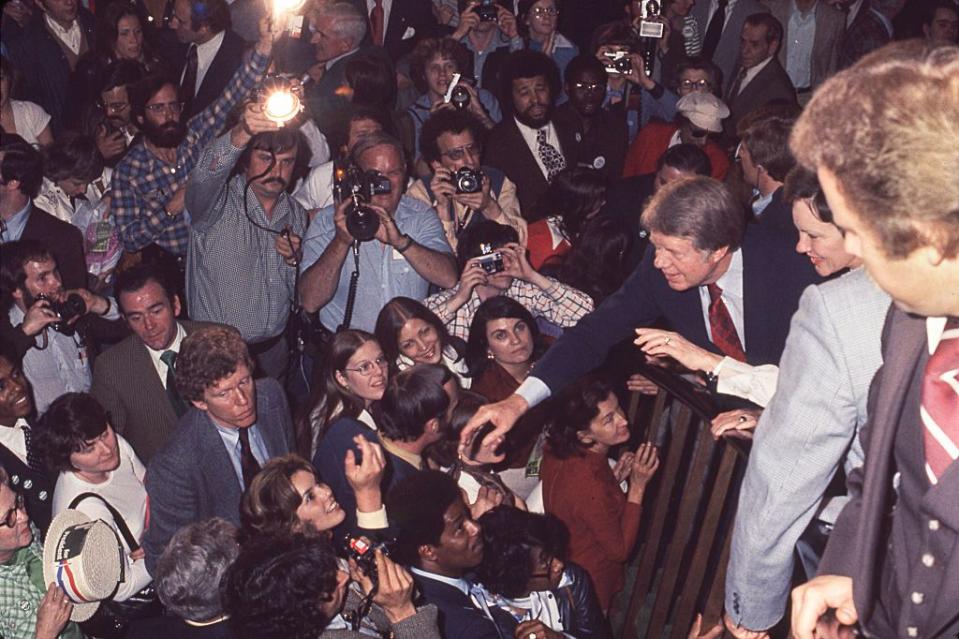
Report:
410,566,471,595
196,29,226,55
325,47,359,71
379,436,423,470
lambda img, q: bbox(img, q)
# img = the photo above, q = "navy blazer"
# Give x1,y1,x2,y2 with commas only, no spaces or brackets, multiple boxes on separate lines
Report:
376,0,436,61
756,187,799,243
143,377,294,573
533,221,821,394
413,574,515,639
312,415,378,537
174,30,248,119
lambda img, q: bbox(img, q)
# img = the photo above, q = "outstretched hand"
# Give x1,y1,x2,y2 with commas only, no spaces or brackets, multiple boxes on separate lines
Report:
458,394,528,463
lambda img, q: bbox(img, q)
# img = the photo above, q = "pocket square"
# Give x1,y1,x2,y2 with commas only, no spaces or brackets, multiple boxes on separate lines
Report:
402,26,416,40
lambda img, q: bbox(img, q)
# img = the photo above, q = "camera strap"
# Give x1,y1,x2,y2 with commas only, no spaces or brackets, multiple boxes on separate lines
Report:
337,240,362,332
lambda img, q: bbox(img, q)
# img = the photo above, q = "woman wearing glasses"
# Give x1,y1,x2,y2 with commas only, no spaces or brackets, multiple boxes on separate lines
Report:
518,0,579,100
300,330,390,537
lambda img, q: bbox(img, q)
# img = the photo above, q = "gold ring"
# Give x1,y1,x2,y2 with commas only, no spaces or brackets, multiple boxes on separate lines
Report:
738,415,748,423
664,337,671,345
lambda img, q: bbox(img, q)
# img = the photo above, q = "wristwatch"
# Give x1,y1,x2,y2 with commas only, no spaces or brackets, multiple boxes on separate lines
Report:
396,234,414,253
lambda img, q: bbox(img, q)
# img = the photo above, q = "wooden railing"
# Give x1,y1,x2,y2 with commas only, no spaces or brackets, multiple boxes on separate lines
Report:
616,364,751,639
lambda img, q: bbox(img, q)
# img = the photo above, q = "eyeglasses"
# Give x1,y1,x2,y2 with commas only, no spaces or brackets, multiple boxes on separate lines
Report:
343,355,389,376
573,82,604,93
679,79,711,92
145,101,184,115
531,6,559,17
0,492,24,528
441,142,482,161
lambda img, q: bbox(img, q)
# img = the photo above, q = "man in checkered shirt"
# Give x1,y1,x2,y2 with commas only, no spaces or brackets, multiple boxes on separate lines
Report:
111,17,277,261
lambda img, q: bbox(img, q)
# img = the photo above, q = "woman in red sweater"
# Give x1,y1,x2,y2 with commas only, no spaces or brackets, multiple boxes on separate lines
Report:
540,376,659,612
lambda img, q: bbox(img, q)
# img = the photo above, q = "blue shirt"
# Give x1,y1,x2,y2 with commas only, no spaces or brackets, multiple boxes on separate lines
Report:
1,201,31,243
300,195,453,332
407,90,502,159
212,421,269,490
752,189,775,218
785,0,817,89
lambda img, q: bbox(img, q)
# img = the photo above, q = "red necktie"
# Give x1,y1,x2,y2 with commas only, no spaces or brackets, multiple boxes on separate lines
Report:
370,0,385,47
707,283,747,362
922,317,959,484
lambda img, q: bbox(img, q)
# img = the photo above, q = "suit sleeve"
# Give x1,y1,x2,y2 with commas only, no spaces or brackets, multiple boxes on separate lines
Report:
725,284,861,630
91,357,129,438
143,443,199,575
533,253,662,394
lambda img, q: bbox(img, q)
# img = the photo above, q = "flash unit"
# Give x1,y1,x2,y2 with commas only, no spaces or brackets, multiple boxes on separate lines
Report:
273,0,305,14
260,75,303,125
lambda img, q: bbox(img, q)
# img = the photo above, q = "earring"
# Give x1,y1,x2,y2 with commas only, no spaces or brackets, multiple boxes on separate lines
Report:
487,352,495,360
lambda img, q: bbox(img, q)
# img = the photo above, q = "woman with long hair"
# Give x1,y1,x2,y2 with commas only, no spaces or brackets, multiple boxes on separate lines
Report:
299,330,389,536
540,375,659,612
543,215,632,305
526,166,607,270
375,297,471,386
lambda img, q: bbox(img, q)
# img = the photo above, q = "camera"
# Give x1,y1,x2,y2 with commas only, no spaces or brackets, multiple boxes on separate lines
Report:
453,167,484,194
342,535,395,579
449,84,471,110
603,50,633,75
334,165,392,242
475,242,504,274
474,0,499,21
35,293,86,335
637,0,664,38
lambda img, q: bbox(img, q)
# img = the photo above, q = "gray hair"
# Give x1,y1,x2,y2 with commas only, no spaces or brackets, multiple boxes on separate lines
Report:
316,2,367,51
640,176,746,252
350,131,408,171
154,518,239,622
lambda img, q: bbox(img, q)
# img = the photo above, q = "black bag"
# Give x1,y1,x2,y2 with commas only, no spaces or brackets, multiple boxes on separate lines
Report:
68,493,164,638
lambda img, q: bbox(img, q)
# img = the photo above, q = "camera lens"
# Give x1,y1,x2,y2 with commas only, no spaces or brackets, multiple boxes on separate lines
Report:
450,86,470,110
345,202,380,242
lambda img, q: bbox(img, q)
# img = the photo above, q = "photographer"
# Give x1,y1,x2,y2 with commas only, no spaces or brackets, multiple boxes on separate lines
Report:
0,240,121,414
184,96,309,380
409,108,526,252
450,0,524,95
424,221,592,341
299,131,456,333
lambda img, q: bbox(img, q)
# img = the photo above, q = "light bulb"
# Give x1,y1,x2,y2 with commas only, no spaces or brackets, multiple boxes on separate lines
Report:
264,91,300,125
273,0,305,14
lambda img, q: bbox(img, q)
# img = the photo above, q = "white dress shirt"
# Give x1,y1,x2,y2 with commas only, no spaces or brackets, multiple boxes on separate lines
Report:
706,0,739,30
182,30,226,94
0,418,30,465
45,14,82,55
513,117,563,180
145,322,187,390
785,0,817,89
698,248,746,348
365,0,393,36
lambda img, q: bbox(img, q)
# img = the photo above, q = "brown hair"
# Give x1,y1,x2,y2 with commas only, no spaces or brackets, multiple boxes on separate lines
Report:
737,108,798,183
791,41,959,258
239,454,316,543
175,325,254,402
409,37,473,94
641,176,746,252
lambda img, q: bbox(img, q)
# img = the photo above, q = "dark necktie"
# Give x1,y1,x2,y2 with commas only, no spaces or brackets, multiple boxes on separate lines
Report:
370,0,385,47
727,67,748,101
706,283,746,362
238,427,261,491
536,128,566,181
921,317,959,484
160,350,189,418
181,43,198,110
701,0,729,60
21,424,44,472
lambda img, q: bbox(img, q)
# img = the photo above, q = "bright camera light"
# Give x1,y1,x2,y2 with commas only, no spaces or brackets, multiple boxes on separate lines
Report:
264,90,300,125
273,0,305,14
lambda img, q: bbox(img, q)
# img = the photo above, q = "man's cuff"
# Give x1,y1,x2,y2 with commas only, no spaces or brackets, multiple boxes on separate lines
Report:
356,506,388,530
516,376,550,409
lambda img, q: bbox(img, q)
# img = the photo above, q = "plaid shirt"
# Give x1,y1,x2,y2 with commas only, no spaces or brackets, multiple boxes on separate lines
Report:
424,277,594,341
111,48,270,256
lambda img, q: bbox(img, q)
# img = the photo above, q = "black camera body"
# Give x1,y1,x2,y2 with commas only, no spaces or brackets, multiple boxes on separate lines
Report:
603,50,633,74
343,535,395,579
453,167,484,194
335,166,392,242
474,0,499,21
36,293,86,335
476,242,504,274
449,85,471,110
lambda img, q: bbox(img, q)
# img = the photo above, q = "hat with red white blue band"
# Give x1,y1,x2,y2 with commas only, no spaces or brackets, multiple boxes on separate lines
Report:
42,509,124,621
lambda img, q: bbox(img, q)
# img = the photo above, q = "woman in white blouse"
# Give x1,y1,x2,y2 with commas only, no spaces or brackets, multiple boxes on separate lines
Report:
1,56,53,147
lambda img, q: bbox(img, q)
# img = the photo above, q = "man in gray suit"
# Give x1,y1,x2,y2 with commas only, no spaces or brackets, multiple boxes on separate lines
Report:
693,0,770,92
791,42,959,639
143,324,294,573
92,263,208,464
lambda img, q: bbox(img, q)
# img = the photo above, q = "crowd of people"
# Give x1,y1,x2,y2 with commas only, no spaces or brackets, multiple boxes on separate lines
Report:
1,0,957,637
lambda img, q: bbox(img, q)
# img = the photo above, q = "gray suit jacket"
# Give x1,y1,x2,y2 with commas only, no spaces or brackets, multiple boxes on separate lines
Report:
725,269,890,630
763,0,844,89
692,0,770,89
91,320,210,465
819,308,959,637
143,377,293,573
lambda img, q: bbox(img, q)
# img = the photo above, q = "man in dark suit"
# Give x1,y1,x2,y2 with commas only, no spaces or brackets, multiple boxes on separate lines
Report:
388,470,518,639
363,0,436,61
837,0,905,69
737,107,799,239
725,14,797,136
91,263,210,464
168,0,247,119
790,41,959,639
691,0,769,94
460,175,820,457
1,0,95,136
143,324,294,573
484,50,578,216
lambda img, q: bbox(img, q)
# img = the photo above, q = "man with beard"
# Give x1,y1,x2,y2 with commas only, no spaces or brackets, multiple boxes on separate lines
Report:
484,49,578,216
0,240,121,415
184,102,309,380
111,16,276,263
552,53,629,181
387,469,518,639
